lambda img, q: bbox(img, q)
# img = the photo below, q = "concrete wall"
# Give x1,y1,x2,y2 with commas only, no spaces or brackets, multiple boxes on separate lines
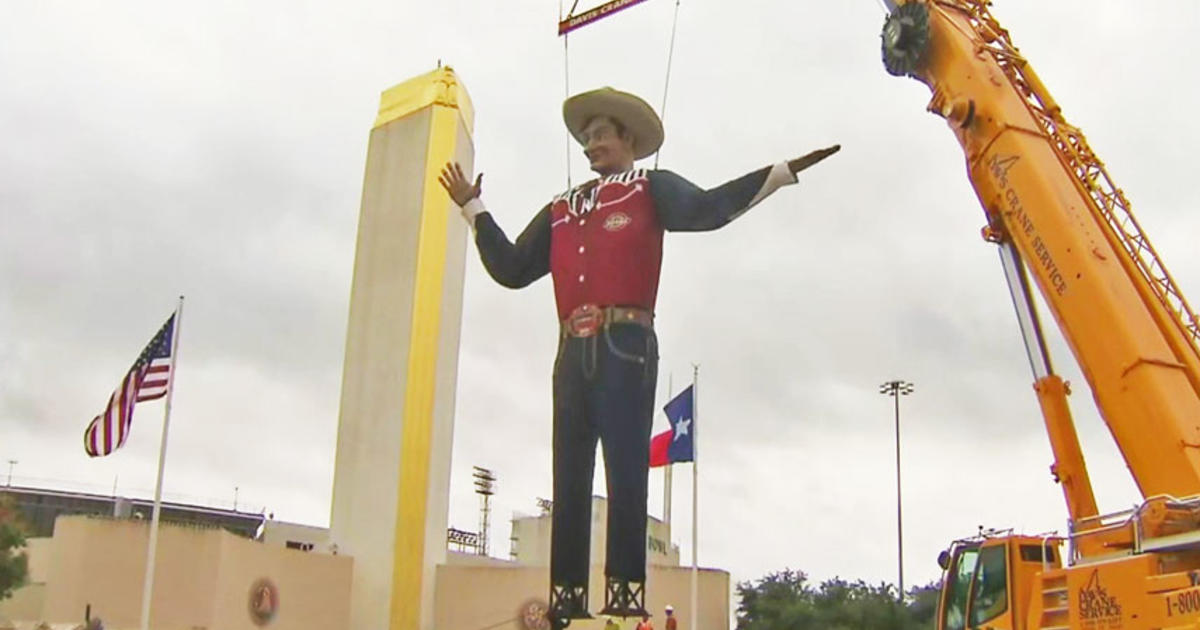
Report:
511,497,681,568
433,563,728,630
23,539,53,583
260,519,329,551
642,565,729,630
510,511,553,565
0,538,52,622
0,585,44,623
209,529,351,630
26,516,350,630
41,516,222,628
6,516,726,630
444,551,519,568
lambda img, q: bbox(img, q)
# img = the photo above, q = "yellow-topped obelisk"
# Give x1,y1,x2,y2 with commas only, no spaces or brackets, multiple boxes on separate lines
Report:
330,66,473,630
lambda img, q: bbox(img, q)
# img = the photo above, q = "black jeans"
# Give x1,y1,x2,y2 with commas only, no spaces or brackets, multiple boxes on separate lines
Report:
550,322,659,589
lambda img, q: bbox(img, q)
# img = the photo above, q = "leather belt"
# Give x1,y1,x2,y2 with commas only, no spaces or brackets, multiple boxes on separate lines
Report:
562,304,654,338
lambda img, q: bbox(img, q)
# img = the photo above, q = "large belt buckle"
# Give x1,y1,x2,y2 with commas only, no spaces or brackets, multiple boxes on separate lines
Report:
567,303,604,337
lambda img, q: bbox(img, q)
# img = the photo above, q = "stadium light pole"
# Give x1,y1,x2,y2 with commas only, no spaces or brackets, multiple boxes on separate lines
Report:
879,380,914,602
473,466,497,556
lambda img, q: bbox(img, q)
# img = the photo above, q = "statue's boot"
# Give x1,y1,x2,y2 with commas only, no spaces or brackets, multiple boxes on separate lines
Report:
598,577,648,618
549,583,592,629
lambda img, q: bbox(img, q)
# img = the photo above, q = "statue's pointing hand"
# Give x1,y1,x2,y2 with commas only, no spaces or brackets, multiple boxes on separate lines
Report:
438,161,482,207
788,145,841,176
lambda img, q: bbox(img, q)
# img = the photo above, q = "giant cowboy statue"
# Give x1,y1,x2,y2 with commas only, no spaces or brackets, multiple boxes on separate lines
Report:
439,87,839,627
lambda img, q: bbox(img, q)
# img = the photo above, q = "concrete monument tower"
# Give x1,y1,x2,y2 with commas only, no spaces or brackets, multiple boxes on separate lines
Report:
329,66,474,630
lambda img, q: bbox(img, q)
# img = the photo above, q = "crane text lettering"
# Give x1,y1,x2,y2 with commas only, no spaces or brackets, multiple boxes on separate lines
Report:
990,153,1068,296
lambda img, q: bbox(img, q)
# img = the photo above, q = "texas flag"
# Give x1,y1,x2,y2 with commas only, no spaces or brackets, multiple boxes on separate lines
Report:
649,385,694,467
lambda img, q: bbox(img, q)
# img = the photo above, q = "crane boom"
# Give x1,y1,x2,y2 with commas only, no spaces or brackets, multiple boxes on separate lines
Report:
973,6,1200,386
884,0,1200,500
882,3,1200,628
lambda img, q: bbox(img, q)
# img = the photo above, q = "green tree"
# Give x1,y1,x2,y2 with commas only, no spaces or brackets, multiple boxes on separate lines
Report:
737,569,942,630
0,494,29,601
906,580,942,628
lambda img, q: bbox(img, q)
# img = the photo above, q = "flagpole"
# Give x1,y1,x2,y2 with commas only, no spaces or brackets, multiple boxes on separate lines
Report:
664,464,673,527
689,364,698,630
140,295,184,630
664,374,673,537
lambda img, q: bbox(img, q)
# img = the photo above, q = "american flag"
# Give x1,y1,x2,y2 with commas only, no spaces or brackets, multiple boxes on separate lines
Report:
84,313,176,457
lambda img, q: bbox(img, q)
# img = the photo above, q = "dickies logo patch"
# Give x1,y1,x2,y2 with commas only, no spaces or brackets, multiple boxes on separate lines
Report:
603,212,632,232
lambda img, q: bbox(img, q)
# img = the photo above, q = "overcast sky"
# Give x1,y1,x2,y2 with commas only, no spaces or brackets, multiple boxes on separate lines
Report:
3,0,1200,601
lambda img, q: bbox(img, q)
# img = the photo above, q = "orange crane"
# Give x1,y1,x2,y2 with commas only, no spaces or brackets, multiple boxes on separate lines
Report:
881,1,1200,628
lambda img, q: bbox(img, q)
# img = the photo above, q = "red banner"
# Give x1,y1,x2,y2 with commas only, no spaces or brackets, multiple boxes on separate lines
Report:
558,0,652,36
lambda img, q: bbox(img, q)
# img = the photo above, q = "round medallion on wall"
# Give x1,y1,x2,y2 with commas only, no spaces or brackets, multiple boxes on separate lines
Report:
518,598,551,630
248,577,280,626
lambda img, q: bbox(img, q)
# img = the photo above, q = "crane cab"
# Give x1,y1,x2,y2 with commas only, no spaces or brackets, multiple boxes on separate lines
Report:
936,534,1063,630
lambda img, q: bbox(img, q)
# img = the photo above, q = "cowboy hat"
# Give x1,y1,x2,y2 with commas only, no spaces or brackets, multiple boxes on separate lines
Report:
563,87,664,160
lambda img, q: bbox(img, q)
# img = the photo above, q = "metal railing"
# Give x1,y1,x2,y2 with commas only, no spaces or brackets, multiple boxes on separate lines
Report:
1065,494,1200,564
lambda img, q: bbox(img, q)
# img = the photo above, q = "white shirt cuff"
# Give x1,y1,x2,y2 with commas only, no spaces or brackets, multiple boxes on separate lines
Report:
728,161,797,221
748,161,797,208
461,198,485,232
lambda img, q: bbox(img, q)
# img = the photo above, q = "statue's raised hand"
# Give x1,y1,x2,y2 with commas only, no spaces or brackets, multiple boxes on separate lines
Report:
438,161,482,207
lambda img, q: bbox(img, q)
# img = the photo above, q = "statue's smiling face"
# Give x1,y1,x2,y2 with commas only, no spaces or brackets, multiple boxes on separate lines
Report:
582,115,635,175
